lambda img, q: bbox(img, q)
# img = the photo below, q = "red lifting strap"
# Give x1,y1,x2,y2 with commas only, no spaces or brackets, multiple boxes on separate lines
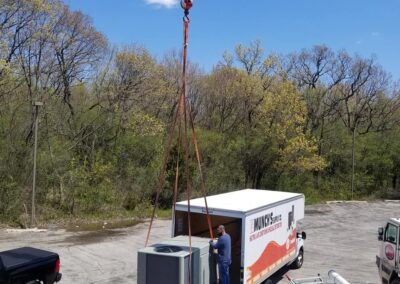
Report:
145,6,214,280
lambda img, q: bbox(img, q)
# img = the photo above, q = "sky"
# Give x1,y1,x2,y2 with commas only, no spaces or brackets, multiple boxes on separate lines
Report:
65,0,400,80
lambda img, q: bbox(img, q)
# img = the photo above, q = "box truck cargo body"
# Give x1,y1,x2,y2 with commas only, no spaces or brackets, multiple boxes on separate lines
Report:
173,189,305,284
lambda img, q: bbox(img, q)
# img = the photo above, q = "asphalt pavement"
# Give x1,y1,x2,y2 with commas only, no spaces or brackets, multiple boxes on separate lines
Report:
1,201,398,283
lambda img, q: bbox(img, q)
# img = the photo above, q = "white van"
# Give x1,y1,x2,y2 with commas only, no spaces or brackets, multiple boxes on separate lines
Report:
173,189,306,284
377,218,400,284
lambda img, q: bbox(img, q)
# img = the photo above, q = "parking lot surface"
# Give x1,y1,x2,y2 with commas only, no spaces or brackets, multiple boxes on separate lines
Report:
1,201,398,283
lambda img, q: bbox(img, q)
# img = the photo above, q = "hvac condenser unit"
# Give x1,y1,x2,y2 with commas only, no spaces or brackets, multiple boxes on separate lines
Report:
137,235,216,284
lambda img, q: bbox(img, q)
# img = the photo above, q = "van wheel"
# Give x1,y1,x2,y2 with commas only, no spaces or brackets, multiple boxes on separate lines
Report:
291,248,304,269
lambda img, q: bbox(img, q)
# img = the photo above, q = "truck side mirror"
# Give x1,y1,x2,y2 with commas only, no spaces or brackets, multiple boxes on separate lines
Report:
297,232,306,240
378,227,384,241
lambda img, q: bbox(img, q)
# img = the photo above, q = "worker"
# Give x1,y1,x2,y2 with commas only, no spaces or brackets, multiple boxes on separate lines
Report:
210,225,231,284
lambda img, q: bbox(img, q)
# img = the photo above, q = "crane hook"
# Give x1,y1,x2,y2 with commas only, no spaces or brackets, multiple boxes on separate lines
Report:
180,0,193,10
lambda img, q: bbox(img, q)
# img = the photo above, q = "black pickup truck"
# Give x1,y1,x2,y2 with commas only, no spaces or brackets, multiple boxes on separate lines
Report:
0,247,62,284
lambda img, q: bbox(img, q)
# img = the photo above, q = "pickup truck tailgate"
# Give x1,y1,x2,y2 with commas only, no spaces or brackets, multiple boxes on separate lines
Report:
0,247,59,272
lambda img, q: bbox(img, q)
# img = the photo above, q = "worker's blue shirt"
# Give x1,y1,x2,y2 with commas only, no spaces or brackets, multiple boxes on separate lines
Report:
211,233,231,264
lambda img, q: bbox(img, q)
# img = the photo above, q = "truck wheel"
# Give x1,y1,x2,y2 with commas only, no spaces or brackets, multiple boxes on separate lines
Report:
390,278,400,284
291,248,304,269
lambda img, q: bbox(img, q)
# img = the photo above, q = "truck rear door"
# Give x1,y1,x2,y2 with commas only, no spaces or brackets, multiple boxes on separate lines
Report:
380,222,399,279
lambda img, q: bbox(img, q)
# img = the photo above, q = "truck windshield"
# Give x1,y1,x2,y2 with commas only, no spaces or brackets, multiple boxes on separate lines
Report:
385,223,398,244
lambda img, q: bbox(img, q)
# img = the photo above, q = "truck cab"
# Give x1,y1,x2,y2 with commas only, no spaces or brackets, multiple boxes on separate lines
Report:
377,218,400,284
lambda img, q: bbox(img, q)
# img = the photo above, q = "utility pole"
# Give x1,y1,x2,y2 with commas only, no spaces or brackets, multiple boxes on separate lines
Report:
351,91,357,200
351,127,356,200
32,101,43,227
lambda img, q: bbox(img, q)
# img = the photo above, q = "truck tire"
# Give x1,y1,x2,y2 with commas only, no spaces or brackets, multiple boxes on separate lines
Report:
291,248,304,269
390,278,400,284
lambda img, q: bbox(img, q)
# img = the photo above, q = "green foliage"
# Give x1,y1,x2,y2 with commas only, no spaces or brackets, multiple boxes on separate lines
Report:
259,82,327,174
196,129,245,194
0,2,399,224
0,174,19,220
60,159,115,214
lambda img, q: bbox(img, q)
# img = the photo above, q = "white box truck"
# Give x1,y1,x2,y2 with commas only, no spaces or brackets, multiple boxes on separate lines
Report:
173,189,306,284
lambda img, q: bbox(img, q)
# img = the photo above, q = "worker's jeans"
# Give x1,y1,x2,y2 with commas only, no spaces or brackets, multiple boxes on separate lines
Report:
218,261,230,284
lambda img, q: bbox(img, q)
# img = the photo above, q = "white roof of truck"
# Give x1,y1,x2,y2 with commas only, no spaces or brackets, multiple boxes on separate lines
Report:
390,218,400,225
175,189,303,214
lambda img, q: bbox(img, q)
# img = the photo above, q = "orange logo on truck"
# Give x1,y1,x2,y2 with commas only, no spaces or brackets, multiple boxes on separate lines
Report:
246,229,296,283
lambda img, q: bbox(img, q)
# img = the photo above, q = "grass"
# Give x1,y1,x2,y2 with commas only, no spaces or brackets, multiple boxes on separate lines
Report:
0,204,173,229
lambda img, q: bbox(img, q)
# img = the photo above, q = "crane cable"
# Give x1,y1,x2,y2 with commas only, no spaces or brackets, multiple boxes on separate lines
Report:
144,6,215,282
179,3,193,283
179,0,214,240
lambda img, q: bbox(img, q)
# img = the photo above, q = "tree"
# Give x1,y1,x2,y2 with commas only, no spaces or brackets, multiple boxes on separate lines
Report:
200,65,263,132
333,56,391,198
235,39,264,76
50,4,107,116
258,82,326,174
237,81,327,189
286,46,346,188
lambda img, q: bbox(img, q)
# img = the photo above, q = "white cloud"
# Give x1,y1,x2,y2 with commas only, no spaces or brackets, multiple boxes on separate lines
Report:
371,32,380,37
145,0,178,8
